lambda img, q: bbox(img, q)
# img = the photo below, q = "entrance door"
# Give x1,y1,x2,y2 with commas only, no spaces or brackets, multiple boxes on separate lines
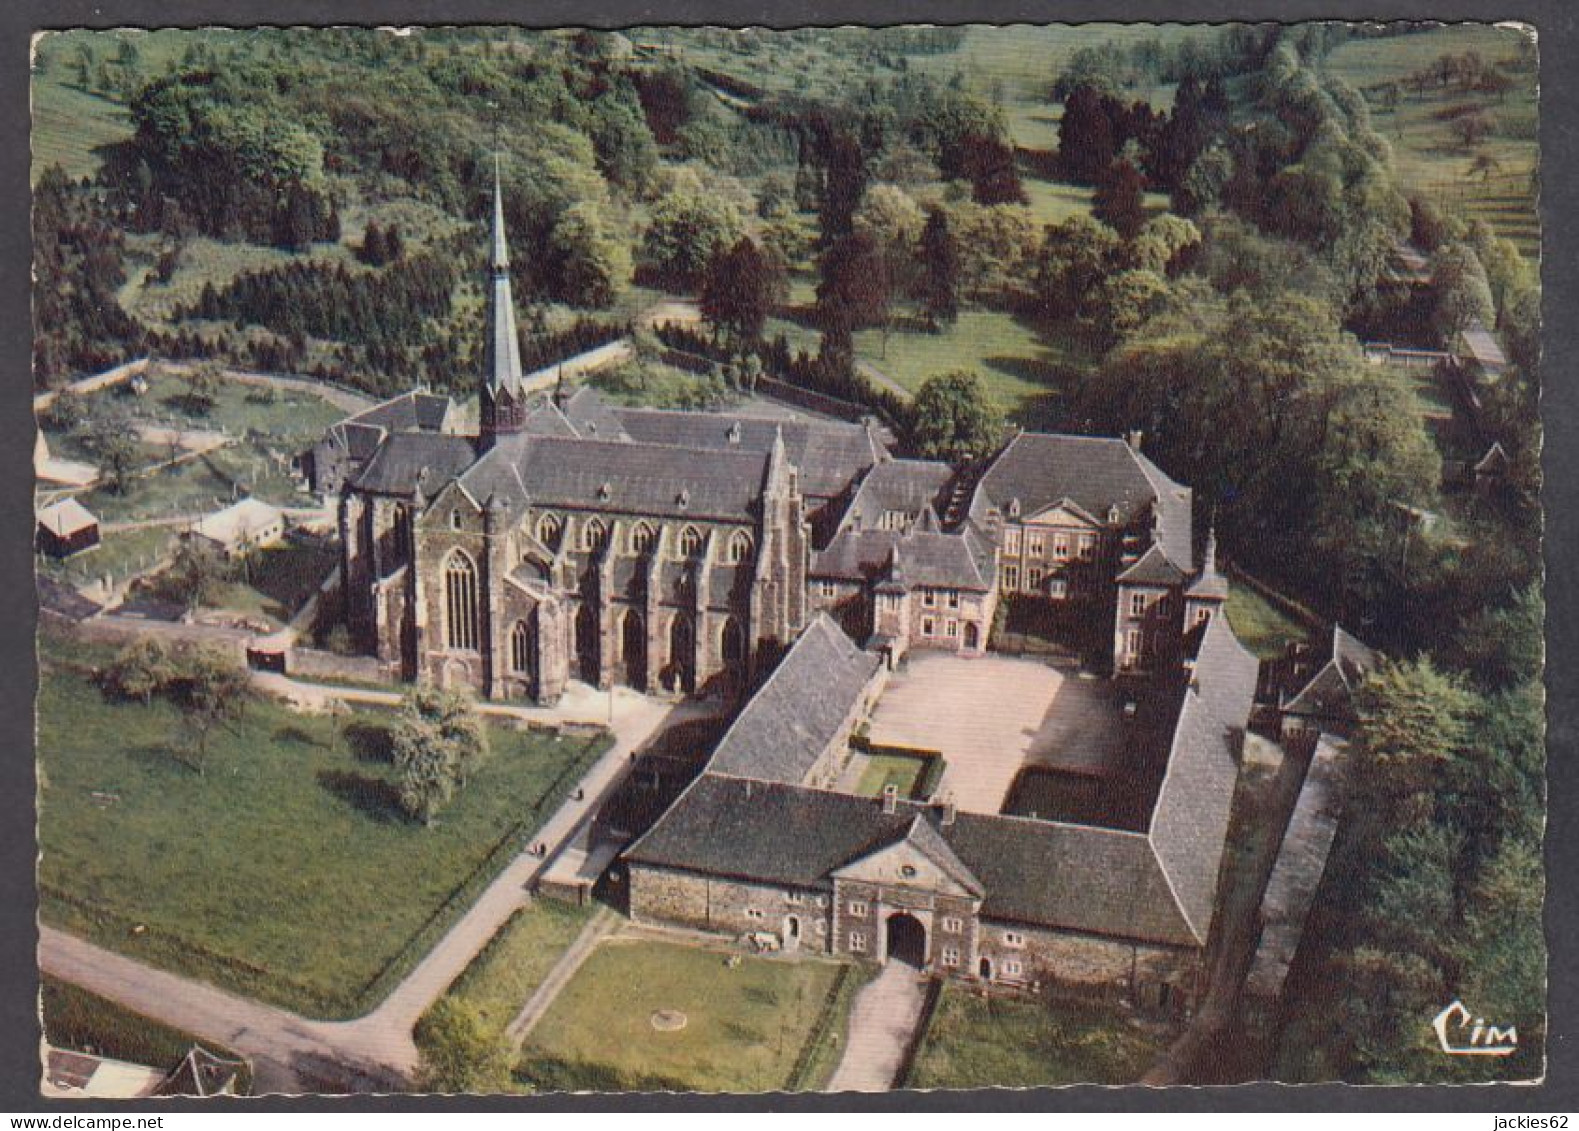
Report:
575,604,599,685
964,622,980,650
784,915,801,951
667,614,694,693
622,609,647,689
885,912,927,968
979,956,993,980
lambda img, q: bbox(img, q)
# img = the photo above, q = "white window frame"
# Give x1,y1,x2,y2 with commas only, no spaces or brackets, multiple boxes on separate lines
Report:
1003,931,1025,949
942,946,961,967
848,900,868,917
1004,958,1024,977
922,589,937,608
848,931,867,953
1028,566,1043,591
818,580,837,599
1053,533,1070,561
1129,592,1147,617
945,619,959,638
1002,564,1019,592
921,616,936,637
943,916,963,933
1026,532,1046,557
1195,607,1213,628
1003,528,1021,554
786,891,804,905
946,589,960,609
1049,578,1068,600
1078,533,1096,560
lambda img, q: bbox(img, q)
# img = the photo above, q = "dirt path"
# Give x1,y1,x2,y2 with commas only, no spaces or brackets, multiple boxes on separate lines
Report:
825,963,929,1093
856,360,913,403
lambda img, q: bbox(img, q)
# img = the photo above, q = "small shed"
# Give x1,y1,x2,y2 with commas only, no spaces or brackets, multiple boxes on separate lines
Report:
186,498,285,559
1457,318,1509,381
36,497,100,559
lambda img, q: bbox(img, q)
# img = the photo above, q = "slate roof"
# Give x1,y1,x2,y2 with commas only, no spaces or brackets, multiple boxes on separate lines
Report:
347,390,455,434
812,526,990,591
975,432,1193,570
1117,543,1187,587
708,613,881,784
188,498,282,548
843,460,955,531
459,433,769,522
351,432,478,496
629,613,1260,949
609,406,884,500
1146,612,1260,943
557,387,631,441
1459,318,1509,372
1284,625,1378,719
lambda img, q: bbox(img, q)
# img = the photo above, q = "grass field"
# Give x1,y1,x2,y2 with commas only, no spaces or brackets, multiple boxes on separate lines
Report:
30,77,131,184
907,987,1167,1088
1225,583,1309,661
854,752,930,799
37,662,609,1018
41,976,252,1094
36,524,174,591
517,939,848,1093
1324,25,1538,259
442,901,597,1039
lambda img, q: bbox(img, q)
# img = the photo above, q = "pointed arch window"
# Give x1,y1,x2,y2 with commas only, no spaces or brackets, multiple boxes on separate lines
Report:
679,526,703,559
583,517,607,553
510,619,533,674
537,513,561,548
727,531,753,564
630,521,656,555
444,550,479,651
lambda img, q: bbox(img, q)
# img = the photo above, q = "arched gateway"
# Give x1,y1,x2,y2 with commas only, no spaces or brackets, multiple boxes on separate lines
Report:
885,912,927,968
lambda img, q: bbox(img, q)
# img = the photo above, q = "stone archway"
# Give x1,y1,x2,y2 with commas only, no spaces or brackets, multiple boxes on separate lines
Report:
964,621,980,651
621,609,647,689
667,614,695,693
885,912,926,968
575,603,599,685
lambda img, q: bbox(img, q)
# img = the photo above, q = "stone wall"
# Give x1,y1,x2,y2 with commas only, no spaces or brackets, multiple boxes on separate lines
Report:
628,864,833,952
975,918,1202,1007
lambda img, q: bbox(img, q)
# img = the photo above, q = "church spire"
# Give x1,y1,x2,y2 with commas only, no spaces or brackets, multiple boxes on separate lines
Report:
481,153,525,445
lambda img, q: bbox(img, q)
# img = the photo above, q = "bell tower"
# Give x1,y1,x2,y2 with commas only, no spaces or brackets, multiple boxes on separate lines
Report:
480,154,526,448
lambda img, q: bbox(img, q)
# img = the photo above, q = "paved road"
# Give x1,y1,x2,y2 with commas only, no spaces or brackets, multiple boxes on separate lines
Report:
825,962,929,1093
39,687,708,1094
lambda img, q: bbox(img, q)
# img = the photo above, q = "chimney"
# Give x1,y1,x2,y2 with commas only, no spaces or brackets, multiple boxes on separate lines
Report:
882,783,898,814
941,798,957,827
745,780,752,801
1126,429,1144,451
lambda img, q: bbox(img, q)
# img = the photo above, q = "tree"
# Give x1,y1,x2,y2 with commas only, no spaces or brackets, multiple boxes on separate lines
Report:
700,236,782,346
414,999,510,1094
1429,243,1495,343
103,636,175,706
640,187,744,290
161,538,231,614
907,370,1003,464
42,387,87,433
183,361,222,415
1058,85,1117,184
1452,109,1496,149
1033,214,1120,321
816,231,891,335
1123,213,1202,275
1351,657,1476,825
167,644,254,774
550,200,630,308
392,686,489,824
82,408,140,495
852,184,925,286
916,209,960,329
1092,159,1147,240
1092,268,1170,346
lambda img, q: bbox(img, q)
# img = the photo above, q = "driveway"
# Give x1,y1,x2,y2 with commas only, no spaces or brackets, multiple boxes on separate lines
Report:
826,962,930,1093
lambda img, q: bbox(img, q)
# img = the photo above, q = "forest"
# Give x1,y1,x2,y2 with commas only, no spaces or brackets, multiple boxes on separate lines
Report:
31,22,1543,1084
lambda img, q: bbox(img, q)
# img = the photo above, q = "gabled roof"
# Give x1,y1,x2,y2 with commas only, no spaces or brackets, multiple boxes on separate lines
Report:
37,497,97,537
1146,613,1259,944
457,433,769,522
1117,542,1187,587
188,498,282,547
1284,624,1378,719
708,614,881,785
557,387,631,441
843,460,955,532
344,390,456,435
1459,318,1508,371
351,431,478,496
974,432,1192,569
610,405,884,500
812,525,990,591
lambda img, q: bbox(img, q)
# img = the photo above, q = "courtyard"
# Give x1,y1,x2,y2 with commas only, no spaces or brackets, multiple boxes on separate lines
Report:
862,653,1129,816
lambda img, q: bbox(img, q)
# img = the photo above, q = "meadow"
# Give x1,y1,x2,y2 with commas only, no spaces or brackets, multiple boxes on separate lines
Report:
37,655,609,1018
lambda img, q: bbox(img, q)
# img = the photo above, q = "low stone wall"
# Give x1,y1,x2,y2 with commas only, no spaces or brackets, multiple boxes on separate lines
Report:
286,647,392,685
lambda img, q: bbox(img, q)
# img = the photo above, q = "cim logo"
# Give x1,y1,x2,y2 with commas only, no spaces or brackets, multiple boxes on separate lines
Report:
1432,999,1519,1057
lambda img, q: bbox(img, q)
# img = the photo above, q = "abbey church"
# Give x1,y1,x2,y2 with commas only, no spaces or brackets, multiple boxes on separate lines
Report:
310,174,1231,703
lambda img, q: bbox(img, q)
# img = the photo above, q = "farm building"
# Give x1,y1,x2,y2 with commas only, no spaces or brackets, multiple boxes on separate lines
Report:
35,498,100,559
185,498,286,559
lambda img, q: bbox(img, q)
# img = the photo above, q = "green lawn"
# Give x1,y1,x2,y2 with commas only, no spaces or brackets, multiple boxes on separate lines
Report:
37,662,610,1018
907,987,1167,1088
517,939,848,1093
1324,25,1538,259
37,525,173,591
444,900,598,1040
136,368,345,445
854,752,929,799
30,77,131,184
41,976,252,1094
1225,583,1309,661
